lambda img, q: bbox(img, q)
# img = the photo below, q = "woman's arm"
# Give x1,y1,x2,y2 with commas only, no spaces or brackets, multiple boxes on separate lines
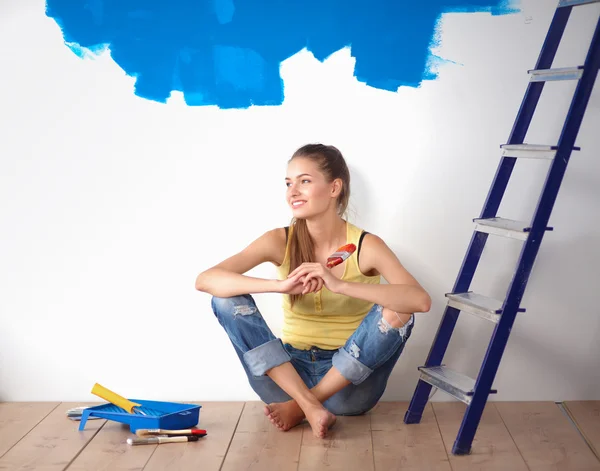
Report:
337,234,431,313
195,228,287,298
288,233,431,313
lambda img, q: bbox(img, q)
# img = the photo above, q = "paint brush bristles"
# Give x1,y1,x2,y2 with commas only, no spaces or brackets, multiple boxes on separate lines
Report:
135,428,207,437
326,243,356,268
127,435,200,446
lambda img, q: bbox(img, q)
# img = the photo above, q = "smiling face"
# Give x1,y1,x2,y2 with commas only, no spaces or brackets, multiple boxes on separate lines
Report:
285,157,341,219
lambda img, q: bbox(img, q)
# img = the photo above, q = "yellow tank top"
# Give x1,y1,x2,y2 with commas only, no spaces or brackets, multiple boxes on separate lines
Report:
276,221,380,350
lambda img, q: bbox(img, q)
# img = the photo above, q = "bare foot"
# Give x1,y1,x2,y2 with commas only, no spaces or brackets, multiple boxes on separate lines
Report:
263,401,305,431
303,403,337,438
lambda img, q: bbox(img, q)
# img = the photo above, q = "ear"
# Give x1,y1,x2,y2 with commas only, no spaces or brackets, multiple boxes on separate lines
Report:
330,178,343,198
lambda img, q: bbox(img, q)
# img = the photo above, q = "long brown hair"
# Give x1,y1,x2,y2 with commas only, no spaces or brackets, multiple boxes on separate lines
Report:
288,144,351,306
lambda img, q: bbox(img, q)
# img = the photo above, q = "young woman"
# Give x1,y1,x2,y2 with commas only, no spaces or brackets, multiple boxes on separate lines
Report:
195,144,431,438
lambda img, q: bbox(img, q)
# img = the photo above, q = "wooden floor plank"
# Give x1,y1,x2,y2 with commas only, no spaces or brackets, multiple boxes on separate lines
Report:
563,401,600,461
298,412,373,471
220,401,303,471
432,401,529,471
0,402,105,471
142,402,244,471
66,416,154,471
0,402,59,458
496,401,600,470
371,401,451,471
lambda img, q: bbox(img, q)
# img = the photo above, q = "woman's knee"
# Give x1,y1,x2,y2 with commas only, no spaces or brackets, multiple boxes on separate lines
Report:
381,307,413,330
211,294,257,318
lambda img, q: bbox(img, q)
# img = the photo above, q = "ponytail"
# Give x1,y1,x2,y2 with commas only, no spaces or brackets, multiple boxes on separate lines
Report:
288,218,315,307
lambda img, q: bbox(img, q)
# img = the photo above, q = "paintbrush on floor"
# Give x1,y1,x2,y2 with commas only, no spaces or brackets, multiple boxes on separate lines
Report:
66,406,101,421
127,435,203,446
135,428,207,437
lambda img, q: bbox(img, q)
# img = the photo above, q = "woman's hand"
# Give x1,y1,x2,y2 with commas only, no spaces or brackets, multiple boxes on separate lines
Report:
301,276,324,295
287,263,342,293
277,275,323,295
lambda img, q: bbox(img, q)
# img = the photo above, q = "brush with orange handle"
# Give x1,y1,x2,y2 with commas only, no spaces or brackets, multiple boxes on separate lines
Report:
326,243,356,268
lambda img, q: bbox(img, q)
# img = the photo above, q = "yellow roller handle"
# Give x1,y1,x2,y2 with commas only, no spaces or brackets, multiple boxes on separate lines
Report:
91,383,142,414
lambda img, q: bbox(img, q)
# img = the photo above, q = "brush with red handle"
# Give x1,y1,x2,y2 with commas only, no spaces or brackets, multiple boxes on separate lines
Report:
135,428,207,437
326,243,356,268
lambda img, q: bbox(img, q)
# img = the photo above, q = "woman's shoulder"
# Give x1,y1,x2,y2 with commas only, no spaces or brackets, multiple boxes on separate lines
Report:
357,229,402,274
357,229,388,251
262,226,288,245
258,226,289,266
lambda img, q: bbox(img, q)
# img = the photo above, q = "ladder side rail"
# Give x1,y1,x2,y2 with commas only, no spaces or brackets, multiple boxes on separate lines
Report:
404,4,575,427
452,16,600,454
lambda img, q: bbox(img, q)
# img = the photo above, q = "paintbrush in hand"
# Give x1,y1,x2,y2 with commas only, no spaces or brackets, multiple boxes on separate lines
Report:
326,243,356,268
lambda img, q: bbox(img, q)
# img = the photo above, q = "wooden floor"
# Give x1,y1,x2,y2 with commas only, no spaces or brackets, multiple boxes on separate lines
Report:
0,401,599,470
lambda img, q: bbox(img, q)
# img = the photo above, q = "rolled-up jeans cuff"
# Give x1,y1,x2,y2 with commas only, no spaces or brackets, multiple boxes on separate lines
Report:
243,339,292,376
332,348,374,385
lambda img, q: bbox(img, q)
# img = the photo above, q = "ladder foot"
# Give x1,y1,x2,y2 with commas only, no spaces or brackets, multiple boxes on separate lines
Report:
452,440,472,455
403,408,423,424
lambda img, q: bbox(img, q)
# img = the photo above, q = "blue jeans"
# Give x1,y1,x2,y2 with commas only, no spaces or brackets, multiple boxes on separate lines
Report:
211,294,414,416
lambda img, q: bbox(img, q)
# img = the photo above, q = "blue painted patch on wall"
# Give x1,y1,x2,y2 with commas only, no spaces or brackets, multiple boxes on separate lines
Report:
46,0,519,109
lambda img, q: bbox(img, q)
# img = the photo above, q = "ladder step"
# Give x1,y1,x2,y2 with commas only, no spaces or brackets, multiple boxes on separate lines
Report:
559,0,600,6
473,217,553,241
500,143,581,159
445,292,526,323
418,366,498,404
529,66,583,82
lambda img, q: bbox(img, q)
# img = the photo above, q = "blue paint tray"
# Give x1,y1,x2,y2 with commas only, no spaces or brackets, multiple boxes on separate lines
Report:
78,399,201,433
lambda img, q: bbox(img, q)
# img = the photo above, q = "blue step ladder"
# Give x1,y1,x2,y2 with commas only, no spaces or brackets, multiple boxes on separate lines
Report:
404,0,600,455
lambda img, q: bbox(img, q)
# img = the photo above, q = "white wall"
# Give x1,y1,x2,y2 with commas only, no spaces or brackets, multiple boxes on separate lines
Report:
1,0,598,402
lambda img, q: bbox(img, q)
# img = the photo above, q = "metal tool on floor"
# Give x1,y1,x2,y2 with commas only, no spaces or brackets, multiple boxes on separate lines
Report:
404,0,600,455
